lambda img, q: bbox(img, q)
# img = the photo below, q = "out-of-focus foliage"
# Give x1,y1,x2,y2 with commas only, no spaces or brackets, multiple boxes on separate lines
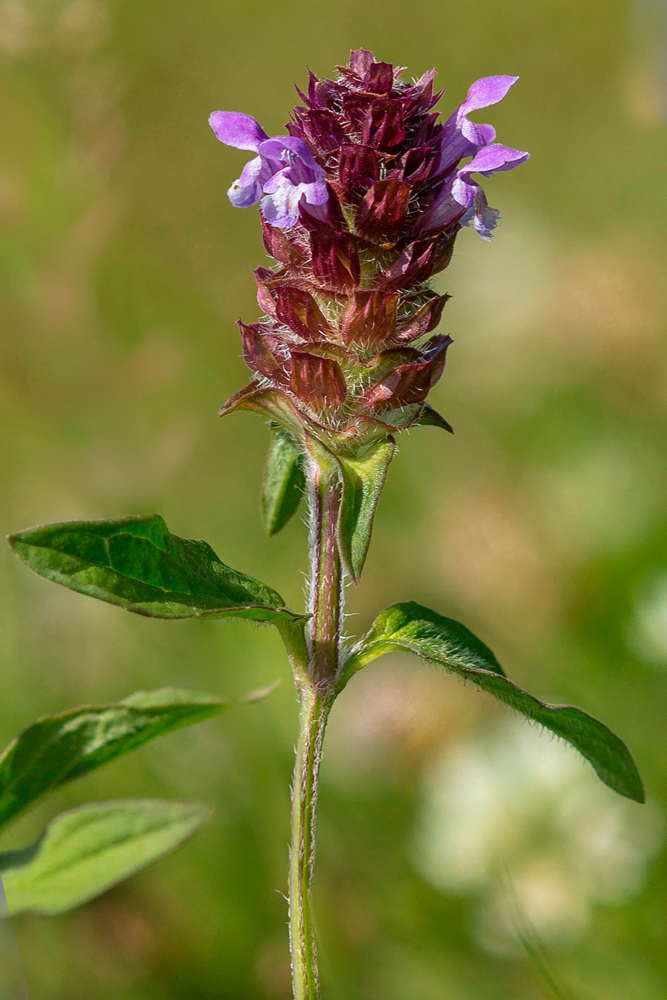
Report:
1,0,667,997
0,687,226,828
3,799,212,917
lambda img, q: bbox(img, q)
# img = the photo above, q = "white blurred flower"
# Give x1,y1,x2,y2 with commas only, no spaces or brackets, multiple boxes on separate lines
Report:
412,720,663,955
627,572,667,668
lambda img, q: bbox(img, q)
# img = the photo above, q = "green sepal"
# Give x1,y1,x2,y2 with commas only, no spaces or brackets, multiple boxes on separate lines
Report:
339,602,644,803
8,514,305,622
0,688,225,831
262,425,305,536
336,437,395,584
414,403,453,433
0,799,211,915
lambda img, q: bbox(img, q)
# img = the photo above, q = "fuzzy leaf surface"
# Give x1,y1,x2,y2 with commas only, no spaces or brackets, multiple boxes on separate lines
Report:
341,602,644,802
337,437,395,583
8,514,303,621
0,799,210,915
262,426,305,536
0,688,225,831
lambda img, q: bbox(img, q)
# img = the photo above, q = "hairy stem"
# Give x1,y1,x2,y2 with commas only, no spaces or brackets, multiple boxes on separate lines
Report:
288,445,342,1000
289,685,331,1000
306,444,343,687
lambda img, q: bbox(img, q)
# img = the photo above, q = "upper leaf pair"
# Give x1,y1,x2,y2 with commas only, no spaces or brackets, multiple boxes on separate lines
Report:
262,413,450,582
263,427,394,583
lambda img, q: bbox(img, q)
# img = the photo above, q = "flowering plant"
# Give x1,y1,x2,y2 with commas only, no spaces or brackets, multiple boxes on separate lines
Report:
4,50,642,999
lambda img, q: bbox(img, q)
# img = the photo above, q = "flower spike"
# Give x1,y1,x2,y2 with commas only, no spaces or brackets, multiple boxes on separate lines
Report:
211,50,529,450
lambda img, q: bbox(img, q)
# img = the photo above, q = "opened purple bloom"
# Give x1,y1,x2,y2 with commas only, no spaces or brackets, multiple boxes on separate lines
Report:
209,67,528,241
209,111,328,229
422,77,529,239
452,143,529,238
438,75,518,174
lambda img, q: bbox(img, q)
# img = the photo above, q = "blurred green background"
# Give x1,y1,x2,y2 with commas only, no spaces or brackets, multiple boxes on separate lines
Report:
2,0,667,996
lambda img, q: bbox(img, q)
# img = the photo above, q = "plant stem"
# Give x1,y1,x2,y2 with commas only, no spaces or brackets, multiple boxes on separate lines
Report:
288,444,343,1000
289,685,331,1000
306,442,343,688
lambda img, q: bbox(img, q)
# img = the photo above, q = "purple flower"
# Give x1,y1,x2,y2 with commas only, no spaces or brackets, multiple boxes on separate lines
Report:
438,75,519,174
421,77,529,239
454,143,530,238
209,111,328,229
423,142,530,239
219,51,531,440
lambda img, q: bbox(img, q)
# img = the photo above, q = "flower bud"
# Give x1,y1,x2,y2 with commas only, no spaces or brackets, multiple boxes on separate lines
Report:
290,351,347,413
340,291,399,347
363,61,394,95
356,180,411,242
338,144,379,198
361,98,405,150
310,230,360,292
254,268,279,318
238,321,289,385
362,335,452,410
275,286,332,341
290,108,346,153
395,294,449,343
260,218,308,269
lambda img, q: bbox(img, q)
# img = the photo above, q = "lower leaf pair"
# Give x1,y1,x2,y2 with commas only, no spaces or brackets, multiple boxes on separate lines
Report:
1,799,209,917
0,688,246,916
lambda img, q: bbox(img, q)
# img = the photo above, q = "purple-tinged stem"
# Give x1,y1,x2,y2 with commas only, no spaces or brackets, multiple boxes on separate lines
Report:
287,443,343,1000
306,444,343,687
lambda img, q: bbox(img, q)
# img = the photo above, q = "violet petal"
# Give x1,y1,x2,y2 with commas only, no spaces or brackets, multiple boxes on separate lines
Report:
439,75,520,174
228,156,268,207
457,181,500,240
262,181,300,229
460,75,519,114
259,136,320,171
209,111,268,151
461,143,530,177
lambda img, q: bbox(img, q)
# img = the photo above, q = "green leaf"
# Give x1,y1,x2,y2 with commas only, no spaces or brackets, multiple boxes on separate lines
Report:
414,403,453,433
340,602,644,803
262,426,305,536
0,799,210,915
8,514,304,622
0,688,225,831
337,437,395,583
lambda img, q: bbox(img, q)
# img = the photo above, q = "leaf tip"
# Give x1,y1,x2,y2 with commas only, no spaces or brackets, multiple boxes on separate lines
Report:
6,531,21,550
623,770,646,805
416,404,454,434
